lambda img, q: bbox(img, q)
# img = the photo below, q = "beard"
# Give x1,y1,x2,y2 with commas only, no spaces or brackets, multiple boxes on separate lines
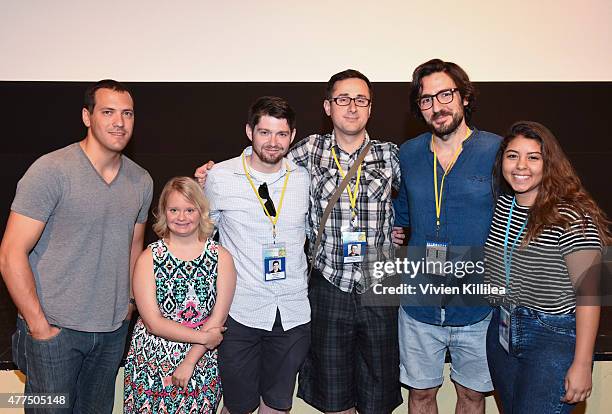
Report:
253,145,287,165
427,109,464,139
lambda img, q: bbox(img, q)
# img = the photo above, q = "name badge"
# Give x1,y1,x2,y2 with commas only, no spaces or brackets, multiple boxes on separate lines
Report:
425,236,448,276
342,230,366,264
499,304,513,353
263,243,287,281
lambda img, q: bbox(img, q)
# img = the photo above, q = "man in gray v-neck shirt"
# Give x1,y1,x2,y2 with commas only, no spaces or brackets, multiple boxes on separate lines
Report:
0,80,153,412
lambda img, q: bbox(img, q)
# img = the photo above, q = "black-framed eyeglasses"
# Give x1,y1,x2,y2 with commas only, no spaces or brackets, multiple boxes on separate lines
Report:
258,183,277,217
329,96,371,107
417,88,459,110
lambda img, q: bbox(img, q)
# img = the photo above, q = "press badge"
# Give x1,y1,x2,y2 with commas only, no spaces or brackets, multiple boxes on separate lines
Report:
499,304,513,353
342,230,367,264
263,243,287,281
425,237,448,276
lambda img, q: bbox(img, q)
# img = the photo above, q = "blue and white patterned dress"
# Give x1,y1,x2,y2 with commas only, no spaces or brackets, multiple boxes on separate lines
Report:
124,239,220,413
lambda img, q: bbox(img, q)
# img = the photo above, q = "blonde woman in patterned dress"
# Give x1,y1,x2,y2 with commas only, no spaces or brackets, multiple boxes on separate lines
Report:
124,177,236,413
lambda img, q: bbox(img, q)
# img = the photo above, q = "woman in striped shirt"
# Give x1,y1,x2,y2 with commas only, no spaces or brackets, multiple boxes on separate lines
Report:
484,121,610,413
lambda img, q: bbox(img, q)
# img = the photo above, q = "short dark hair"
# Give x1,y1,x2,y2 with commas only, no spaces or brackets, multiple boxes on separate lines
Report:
247,96,296,131
83,79,133,113
326,69,373,100
410,59,476,123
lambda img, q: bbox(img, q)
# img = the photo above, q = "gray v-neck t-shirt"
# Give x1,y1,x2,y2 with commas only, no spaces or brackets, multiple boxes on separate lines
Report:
11,143,153,332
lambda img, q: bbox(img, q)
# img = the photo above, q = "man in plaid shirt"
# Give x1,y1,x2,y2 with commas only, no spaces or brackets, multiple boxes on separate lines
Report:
291,70,402,414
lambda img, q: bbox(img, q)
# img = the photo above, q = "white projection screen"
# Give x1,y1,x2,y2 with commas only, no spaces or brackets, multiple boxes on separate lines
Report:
1,0,611,82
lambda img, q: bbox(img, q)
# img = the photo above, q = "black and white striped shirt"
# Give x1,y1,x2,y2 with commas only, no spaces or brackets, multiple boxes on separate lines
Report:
484,194,601,314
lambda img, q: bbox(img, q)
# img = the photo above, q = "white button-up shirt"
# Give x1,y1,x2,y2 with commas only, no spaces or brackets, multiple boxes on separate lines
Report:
205,147,310,331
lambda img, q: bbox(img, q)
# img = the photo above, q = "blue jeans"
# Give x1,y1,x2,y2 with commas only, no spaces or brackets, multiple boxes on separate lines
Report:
487,306,577,414
12,317,129,413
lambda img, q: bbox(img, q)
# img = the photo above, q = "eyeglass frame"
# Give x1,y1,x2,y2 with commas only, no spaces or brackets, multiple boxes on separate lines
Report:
258,183,277,217
416,88,460,110
328,96,372,107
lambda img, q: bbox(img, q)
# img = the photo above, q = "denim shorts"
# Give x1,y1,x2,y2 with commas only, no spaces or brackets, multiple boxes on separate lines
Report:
487,306,578,414
398,309,493,392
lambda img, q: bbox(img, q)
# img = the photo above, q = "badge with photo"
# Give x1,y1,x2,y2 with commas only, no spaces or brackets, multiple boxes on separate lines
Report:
263,243,287,281
342,231,366,263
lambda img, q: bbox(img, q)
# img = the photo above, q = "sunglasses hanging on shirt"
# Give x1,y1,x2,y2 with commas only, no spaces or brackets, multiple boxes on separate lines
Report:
258,183,277,217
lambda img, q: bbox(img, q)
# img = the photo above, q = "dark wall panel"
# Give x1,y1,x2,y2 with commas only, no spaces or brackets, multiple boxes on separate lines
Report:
0,81,611,365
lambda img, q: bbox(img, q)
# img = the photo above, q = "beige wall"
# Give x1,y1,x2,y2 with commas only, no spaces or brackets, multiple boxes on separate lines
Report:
2,362,612,413
1,0,611,81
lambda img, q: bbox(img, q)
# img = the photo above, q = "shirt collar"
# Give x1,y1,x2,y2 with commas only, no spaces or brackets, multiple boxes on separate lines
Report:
328,131,371,156
427,127,479,153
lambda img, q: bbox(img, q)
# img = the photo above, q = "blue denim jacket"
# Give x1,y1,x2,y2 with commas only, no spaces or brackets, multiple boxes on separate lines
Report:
393,129,501,326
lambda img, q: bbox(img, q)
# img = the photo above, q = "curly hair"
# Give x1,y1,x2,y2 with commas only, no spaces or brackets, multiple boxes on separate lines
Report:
493,121,611,245
152,177,215,241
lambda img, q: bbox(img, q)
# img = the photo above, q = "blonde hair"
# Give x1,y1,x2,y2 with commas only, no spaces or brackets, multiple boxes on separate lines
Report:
152,177,214,241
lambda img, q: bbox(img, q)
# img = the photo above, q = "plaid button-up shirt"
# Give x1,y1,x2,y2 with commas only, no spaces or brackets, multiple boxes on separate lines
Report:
288,132,401,292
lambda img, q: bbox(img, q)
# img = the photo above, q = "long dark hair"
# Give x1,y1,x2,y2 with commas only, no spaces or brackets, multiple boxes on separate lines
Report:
493,121,611,244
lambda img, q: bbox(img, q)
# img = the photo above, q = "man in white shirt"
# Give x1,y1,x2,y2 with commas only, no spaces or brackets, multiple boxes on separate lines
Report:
204,96,310,414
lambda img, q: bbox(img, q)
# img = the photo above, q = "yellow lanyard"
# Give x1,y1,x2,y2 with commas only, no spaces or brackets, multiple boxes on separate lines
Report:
331,147,362,215
432,129,471,229
241,151,291,240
